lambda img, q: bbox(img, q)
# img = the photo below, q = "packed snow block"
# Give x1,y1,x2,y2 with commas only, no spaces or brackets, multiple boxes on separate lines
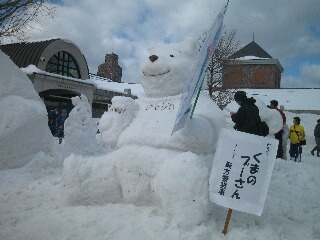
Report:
0,51,54,169
62,38,226,227
64,95,105,155
152,152,212,227
62,154,122,205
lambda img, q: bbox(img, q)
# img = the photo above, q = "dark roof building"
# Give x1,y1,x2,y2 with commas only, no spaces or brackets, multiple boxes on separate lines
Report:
0,38,89,79
222,40,283,89
228,41,273,59
0,38,135,118
0,38,95,115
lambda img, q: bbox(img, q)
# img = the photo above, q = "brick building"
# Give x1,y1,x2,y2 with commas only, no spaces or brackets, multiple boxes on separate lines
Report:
97,53,122,82
222,41,283,89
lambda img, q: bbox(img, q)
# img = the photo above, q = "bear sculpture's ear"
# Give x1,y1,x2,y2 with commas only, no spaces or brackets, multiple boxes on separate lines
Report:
71,96,81,106
80,94,88,103
182,37,199,55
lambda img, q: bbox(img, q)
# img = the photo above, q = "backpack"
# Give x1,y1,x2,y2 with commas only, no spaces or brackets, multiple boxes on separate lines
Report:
257,121,269,137
248,104,269,137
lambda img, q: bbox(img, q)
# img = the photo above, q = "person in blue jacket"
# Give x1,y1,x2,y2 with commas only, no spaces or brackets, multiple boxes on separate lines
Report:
57,109,68,143
48,107,60,136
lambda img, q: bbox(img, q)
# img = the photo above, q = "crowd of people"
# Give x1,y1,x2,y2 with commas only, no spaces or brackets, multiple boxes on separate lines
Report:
48,106,68,144
230,91,319,162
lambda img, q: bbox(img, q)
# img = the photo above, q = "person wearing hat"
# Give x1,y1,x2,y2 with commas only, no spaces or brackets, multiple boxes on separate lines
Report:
230,91,261,135
311,119,320,157
269,100,287,159
288,117,305,162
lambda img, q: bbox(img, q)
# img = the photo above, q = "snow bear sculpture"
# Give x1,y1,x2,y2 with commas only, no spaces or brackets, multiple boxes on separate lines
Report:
62,39,226,227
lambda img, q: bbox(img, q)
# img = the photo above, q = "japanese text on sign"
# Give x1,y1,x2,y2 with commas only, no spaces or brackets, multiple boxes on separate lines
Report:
209,128,278,216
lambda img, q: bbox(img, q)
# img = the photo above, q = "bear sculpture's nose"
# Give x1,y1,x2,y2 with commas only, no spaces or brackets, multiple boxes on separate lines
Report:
149,55,158,62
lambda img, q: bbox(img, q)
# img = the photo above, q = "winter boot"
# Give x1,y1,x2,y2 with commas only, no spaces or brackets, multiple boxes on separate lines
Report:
317,150,320,157
311,146,317,156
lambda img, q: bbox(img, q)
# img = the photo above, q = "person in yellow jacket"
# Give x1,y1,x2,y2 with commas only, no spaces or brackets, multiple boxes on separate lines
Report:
289,117,305,162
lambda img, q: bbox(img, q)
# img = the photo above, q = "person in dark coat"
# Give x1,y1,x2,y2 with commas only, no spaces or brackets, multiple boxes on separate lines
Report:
311,119,320,157
48,107,60,136
230,91,261,136
56,109,68,144
269,100,286,159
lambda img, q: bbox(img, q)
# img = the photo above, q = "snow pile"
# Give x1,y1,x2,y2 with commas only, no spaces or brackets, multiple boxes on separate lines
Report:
62,38,226,227
0,51,54,169
63,94,106,155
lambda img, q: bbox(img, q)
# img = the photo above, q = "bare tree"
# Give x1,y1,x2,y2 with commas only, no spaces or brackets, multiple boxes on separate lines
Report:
0,0,55,43
199,28,240,108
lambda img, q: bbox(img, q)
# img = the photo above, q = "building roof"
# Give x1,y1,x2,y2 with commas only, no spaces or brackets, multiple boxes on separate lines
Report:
228,41,273,59
0,39,59,68
0,38,90,80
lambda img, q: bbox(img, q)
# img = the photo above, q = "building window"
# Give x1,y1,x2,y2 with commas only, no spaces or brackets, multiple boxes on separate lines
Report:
45,51,81,79
228,69,242,84
254,69,267,84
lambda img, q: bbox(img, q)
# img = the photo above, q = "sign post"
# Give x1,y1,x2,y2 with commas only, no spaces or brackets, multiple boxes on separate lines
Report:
222,208,233,235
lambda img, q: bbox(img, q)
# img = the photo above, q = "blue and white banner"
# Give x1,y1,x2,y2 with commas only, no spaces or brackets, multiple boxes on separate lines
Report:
209,128,278,216
172,4,227,134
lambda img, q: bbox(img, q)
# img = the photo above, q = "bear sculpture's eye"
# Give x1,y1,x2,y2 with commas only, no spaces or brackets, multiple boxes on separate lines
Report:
170,55,174,57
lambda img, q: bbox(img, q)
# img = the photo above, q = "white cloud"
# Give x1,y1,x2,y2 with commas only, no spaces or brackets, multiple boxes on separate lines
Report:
281,63,320,88
3,0,320,86
301,63,320,82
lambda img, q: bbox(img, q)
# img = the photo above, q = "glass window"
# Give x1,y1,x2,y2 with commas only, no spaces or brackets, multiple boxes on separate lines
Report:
45,51,81,79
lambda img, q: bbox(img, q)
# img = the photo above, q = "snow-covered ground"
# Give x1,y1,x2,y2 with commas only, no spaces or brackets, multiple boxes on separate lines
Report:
1,48,320,240
0,114,319,240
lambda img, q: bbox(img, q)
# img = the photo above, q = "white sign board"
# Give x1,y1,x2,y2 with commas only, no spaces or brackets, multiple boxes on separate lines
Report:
209,128,278,216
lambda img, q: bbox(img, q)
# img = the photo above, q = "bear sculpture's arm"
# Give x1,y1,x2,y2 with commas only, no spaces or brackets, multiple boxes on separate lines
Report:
98,96,138,149
173,93,226,155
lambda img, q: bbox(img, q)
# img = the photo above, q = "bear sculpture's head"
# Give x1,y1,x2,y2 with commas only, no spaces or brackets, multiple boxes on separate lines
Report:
140,38,199,98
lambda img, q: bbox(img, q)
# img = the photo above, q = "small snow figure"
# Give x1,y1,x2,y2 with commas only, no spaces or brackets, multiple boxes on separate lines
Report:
63,94,103,155
62,39,226,228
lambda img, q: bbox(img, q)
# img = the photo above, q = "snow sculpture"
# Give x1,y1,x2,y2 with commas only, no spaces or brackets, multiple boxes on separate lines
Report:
0,51,53,169
62,39,226,227
64,94,104,155
253,97,283,134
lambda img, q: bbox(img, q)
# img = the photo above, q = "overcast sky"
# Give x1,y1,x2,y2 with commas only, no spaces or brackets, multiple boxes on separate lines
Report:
11,0,320,87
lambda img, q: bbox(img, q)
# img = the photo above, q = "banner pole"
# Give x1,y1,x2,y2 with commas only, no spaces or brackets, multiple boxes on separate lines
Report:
190,0,230,119
222,208,233,235
190,69,207,119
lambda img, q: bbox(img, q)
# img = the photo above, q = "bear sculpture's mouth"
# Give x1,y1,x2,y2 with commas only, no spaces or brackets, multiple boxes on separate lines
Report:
143,69,170,77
